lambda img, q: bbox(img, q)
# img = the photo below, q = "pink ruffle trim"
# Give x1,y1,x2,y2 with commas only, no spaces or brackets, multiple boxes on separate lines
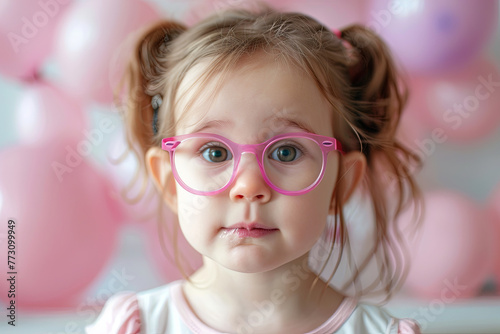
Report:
398,318,421,334
85,292,141,334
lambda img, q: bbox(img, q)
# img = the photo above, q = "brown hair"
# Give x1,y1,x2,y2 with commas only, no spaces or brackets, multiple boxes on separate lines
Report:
116,5,422,302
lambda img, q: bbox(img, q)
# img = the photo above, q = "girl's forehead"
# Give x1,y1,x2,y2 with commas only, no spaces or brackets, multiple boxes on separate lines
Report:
174,61,214,123
173,54,335,137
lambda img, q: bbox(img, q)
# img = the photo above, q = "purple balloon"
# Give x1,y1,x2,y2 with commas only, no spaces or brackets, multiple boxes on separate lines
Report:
366,0,498,73
409,58,500,142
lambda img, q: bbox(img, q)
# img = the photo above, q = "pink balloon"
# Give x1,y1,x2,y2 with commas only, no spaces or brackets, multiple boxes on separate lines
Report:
15,81,87,144
0,0,72,79
53,0,160,104
410,59,500,142
366,0,498,73
185,0,265,25
282,0,365,29
488,183,500,288
397,88,429,158
0,140,123,308
186,0,365,28
142,205,203,283
104,129,160,224
401,191,494,300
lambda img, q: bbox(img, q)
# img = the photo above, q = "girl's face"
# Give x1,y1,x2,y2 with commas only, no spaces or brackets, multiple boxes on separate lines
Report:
157,55,345,274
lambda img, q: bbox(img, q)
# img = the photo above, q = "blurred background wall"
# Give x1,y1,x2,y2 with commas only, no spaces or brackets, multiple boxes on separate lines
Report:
0,0,499,333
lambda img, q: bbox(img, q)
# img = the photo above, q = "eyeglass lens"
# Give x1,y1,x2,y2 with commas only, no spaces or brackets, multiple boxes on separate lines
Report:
172,136,324,193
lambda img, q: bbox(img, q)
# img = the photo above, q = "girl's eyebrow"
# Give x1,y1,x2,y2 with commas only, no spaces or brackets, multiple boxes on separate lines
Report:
190,116,316,134
190,119,233,133
267,116,317,134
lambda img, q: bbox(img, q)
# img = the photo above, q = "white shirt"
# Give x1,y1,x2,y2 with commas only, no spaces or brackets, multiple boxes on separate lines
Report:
85,280,421,334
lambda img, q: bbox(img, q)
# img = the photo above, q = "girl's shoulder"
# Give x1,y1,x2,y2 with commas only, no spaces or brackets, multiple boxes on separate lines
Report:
333,301,421,334
84,291,141,334
84,280,183,334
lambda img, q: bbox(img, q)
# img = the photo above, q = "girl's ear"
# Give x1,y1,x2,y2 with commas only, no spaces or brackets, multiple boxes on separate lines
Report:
329,151,366,215
146,147,178,214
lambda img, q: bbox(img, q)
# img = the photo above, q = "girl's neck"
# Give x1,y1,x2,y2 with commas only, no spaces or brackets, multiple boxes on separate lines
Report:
181,254,345,333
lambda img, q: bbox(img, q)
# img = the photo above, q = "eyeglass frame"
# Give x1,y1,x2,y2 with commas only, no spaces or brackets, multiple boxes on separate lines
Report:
161,132,343,196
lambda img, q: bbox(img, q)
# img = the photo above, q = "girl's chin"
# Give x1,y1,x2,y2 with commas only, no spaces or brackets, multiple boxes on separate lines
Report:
216,254,284,274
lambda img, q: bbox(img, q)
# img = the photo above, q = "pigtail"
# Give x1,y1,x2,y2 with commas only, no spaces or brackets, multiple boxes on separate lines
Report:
113,20,193,279
340,24,423,215
112,20,186,203
116,20,186,157
335,25,423,300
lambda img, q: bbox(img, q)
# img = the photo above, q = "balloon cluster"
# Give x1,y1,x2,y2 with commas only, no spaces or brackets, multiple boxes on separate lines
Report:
0,0,196,309
0,0,499,309
363,0,500,300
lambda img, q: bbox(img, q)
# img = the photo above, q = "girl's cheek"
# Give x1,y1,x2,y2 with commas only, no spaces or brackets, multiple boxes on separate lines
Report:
176,191,212,222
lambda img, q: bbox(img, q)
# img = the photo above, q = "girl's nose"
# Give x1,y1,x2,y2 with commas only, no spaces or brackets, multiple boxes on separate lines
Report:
229,153,271,203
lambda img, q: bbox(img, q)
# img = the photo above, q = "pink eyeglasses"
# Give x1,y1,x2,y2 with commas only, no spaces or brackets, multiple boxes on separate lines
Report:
162,132,343,196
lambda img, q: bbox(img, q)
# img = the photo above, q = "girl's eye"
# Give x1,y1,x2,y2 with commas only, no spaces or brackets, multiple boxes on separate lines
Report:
270,145,302,162
201,145,232,162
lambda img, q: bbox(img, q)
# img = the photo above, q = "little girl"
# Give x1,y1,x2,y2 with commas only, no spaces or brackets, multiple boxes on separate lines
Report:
87,5,422,334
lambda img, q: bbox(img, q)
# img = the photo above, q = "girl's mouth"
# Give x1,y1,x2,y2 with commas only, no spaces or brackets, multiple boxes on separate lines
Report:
221,222,279,238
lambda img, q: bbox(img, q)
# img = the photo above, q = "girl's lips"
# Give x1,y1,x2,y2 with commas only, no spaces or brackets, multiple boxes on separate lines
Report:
221,223,279,238
226,222,276,230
